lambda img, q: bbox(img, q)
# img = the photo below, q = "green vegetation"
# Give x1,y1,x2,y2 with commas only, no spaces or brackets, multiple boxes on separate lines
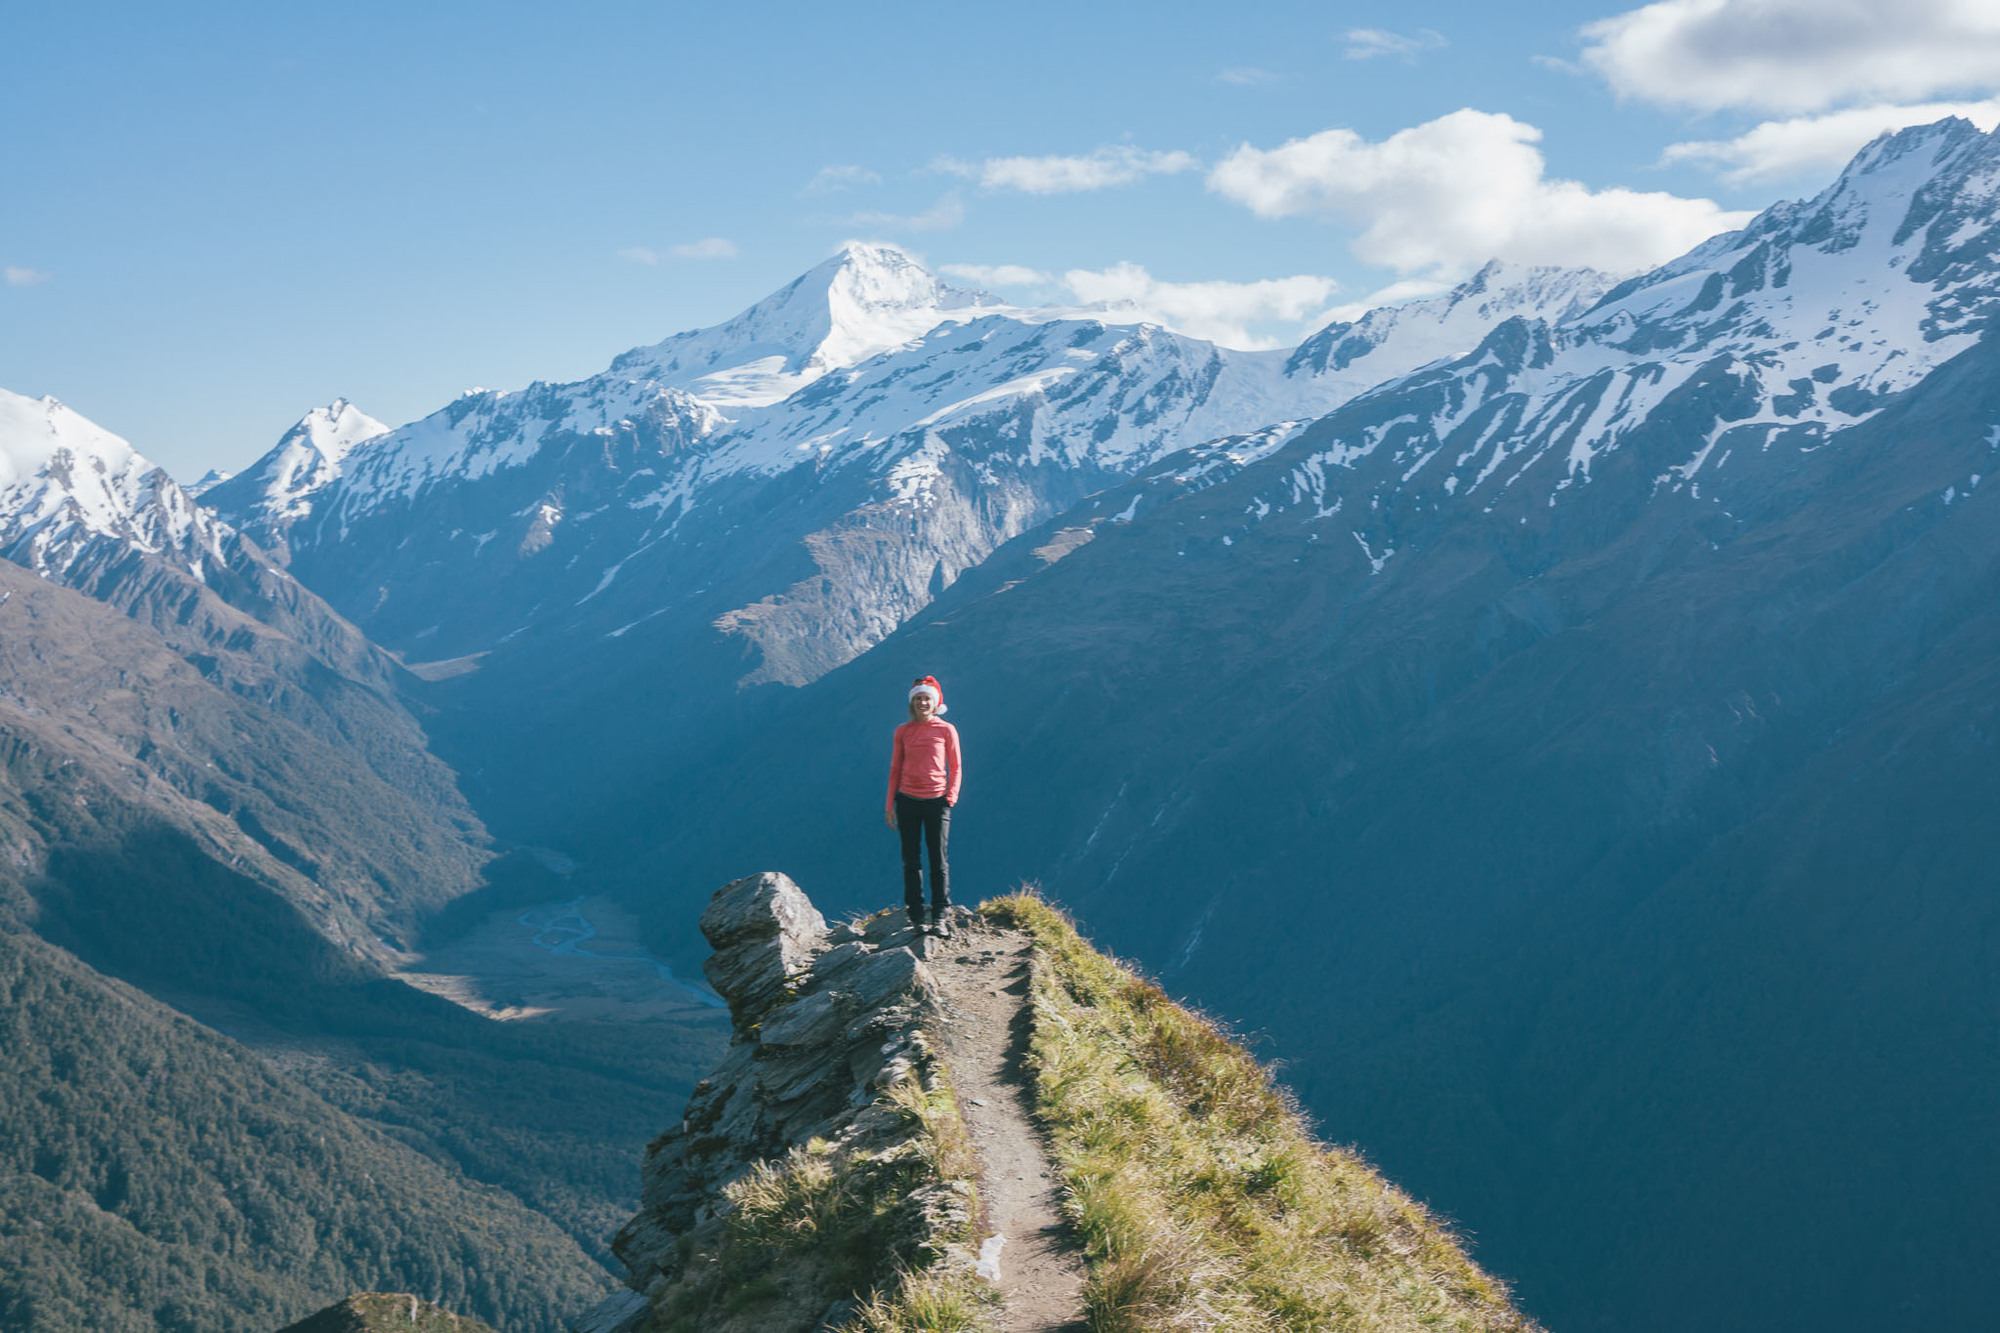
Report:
983,891,1539,1333
0,927,612,1332
647,1046,993,1332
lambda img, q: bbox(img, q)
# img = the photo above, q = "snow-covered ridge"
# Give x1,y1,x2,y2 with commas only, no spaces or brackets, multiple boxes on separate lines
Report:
0,389,228,579
1287,260,1617,399
220,242,1610,538
1213,117,2000,531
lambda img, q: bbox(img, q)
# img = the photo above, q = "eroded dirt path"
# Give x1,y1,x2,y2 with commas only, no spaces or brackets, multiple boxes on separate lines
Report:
926,922,1090,1333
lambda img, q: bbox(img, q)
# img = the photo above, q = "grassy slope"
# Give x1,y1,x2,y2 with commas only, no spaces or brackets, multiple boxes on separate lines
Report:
641,897,1535,1332
985,892,1538,1333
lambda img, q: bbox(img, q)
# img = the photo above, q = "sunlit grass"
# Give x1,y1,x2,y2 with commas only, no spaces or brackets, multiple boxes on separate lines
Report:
651,1059,994,1331
982,888,1540,1333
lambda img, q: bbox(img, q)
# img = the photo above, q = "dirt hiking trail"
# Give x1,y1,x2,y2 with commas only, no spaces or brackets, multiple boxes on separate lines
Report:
926,921,1090,1333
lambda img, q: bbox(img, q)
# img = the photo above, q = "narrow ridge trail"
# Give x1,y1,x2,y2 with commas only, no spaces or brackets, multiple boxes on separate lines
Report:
926,921,1090,1332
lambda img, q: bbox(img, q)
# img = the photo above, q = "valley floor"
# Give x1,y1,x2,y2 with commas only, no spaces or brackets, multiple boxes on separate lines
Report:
397,894,723,1023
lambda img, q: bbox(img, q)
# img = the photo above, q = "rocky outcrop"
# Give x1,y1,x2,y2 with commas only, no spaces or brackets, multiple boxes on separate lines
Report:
277,1293,495,1332
580,872,969,1332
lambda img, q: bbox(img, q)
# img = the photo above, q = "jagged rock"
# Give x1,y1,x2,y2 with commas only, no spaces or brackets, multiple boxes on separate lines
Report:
606,879,939,1322
838,946,923,1012
759,988,844,1049
699,871,828,1024
812,938,876,983
700,870,828,950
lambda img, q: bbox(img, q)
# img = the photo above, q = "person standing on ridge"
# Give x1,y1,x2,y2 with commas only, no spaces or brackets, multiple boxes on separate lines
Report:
886,675,962,937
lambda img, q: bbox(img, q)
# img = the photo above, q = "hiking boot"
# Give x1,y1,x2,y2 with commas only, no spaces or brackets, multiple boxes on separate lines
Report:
907,909,927,934
931,913,954,940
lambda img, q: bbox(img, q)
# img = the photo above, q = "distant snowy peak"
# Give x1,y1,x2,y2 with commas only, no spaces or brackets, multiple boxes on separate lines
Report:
255,398,388,520
611,242,1005,406
1286,260,1617,396
0,388,226,579
285,398,390,465
186,468,234,497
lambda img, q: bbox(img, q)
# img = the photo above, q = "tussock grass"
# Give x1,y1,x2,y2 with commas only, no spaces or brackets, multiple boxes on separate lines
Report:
650,1052,995,1332
983,889,1541,1333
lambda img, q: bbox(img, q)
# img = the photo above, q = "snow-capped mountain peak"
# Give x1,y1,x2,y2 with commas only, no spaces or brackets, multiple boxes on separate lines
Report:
254,398,390,520
200,398,390,535
611,242,1004,406
0,388,225,578
0,391,139,489
286,398,391,466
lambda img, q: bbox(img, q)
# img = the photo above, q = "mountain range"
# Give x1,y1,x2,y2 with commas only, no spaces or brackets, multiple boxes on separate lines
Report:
5,115,1998,1331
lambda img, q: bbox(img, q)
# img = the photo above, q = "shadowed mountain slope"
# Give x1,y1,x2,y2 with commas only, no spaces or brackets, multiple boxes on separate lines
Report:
605,195,2000,1331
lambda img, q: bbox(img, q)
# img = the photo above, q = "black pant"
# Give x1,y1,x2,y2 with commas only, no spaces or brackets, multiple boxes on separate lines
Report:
894,792,951,917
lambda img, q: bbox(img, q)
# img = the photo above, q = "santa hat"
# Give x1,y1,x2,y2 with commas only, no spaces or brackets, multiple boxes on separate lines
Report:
909,675,947,715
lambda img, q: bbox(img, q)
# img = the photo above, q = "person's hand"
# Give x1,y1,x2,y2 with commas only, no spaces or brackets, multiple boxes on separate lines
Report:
884,809,897,829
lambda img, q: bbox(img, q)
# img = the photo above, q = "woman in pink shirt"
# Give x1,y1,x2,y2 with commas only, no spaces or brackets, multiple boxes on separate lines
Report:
886,674,962,937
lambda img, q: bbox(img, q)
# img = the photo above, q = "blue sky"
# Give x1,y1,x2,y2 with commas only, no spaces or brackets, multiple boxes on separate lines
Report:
7,0,1999,476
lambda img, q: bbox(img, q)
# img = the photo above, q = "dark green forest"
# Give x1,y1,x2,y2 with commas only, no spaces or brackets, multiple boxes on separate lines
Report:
0,927,609,1330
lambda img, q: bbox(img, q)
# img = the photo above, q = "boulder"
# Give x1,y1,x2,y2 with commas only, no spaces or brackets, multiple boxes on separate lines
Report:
698,872,828,1024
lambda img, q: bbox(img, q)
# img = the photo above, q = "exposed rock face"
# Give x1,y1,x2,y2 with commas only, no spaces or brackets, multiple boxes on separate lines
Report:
589,873,958,1329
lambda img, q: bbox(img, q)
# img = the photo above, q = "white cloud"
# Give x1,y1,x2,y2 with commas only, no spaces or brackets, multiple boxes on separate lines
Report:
1343,27,1447,61
804,164,882,195
939,263,1053,288
1207,108,1754,276
669,237,739,260
937,145,1199,194
1216,66,1283,86
1057,262,1340,348
4,266,51,287
616,246,660,266
845,193,966,233
1663,100,2000,182
1581,0,2000,114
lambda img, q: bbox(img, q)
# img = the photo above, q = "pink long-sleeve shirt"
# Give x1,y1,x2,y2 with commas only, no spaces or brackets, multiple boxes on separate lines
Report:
887,719,962,813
